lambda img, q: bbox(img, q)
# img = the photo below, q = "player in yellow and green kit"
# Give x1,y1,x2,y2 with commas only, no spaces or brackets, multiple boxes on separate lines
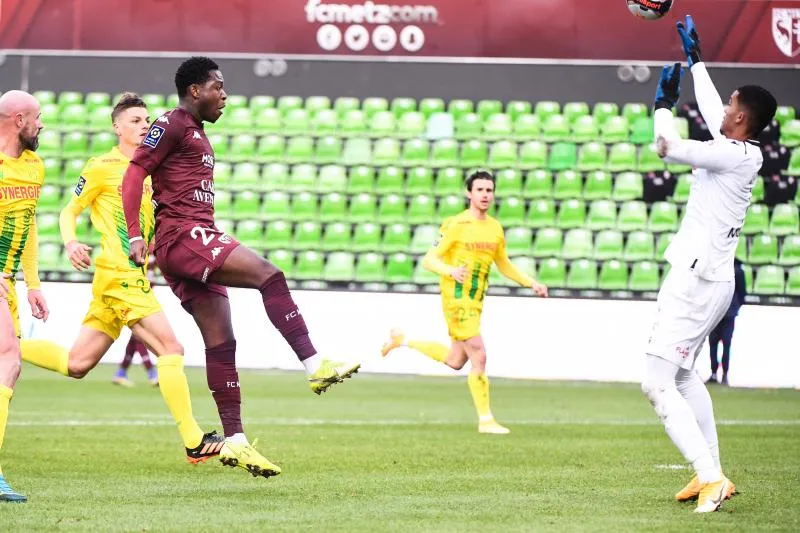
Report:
382,170,549,434
20,93,228,465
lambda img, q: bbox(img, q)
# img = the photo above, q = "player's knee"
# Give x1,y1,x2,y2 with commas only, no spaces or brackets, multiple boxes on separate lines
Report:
67,349,90,379
161,338,184,356
447,359,466,371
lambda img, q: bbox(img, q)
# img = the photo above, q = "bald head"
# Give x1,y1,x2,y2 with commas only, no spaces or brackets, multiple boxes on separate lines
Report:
0,90,43,154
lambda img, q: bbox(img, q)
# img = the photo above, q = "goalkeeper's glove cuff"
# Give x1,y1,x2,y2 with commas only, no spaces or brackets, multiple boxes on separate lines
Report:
654,100,674,111
687,52,701,68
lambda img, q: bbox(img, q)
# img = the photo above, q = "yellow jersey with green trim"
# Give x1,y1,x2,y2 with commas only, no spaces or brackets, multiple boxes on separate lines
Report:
432,210,506,304
69,147,154,272
0,150,44,279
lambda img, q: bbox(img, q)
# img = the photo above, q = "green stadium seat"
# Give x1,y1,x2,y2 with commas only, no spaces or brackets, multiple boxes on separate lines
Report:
294,250,324,280
33,90,56,105
377,193,406,223
534,101,561,122
317,164,347,193
624,231,655,261
419,98,446,118
89,131,115,154
277,95,303,116
743,204,769,235
139,93,164,109
431,139,459,167
352,222,381,252
58,91,83,108
447,99,474,120
340,110,368,137
736,236,747,262
229,134,257,161
43,158,63,184
749,234,778,265
548,142,577,171
254,108,281,133
349,193,377,222
40,103,59,128
584,171,612,200
556,199,586,229
629,261,660,291
282,109,310,136
262,162,288,190
592,102,619,125
304,96,331,115
382,223,412,253
293,221,322,250
37,130,61,158
261,191,290,220
598,259,628,290
769,203,799,235
528,199,556,228
37,185,62,213
375,166,404,194
311,109,339,136
601,116,630,143
268,249,294,277
778,234,800,265
751,177,765,204
567,259,597,289
214,162,232,189
287,164,317,192
390,97,417,119
438,194,466,219
753,265,784,295
483,113,513,140
87,106,113,131
476,99,503,121
231,162,260,189
397,112,426,138
552,170,582,200
672,173,692,203
505,227,533,256
531,227,562,258
369,111,396,137
607,143,638,172
434,167,462,196
265,220,292,249
386,253,415,284
236,220,264,249
775,105,796,127
63,158,87,185
787,149,800,177
249,95,275,114
785,266,800,295
232,190,260,219
542,114,570,143
570,115,599,143
347,166,374,194
321,222,351,251
213,190,233,217
586,200,617,230
495,168,523,197
373,138,401,165
39,242,63,272
342,137,372,164
562,228,593,259
223,108,253,134
637,144,665,172
37,213,61,243
630,117,655,145
513,114,541,141
355,253,385,283
488,140,518,167
319,192,347,222
622,103,649,124
649,201,679,232
656,232,675,258
781,121,800,147
166,94,179,108
323,252,355,282
207,133,229,159
413,258,441,285
84,92,110,111
363,97,389,118
519,141,547,170
576,142,607,171
410,224,438,253
537,257,566,287
594,230,624,260
506,100,532,120
460,140,488,168
618,201,648,231
563,102,589,124
334,97,360,118
455,113,482,140
523,170,552,199
408,194,436,225
497,196,526,226
406,167,434,195
255,135,284,163
62,131,89,158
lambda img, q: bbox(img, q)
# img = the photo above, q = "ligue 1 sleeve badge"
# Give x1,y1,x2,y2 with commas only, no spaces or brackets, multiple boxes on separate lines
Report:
772,8,800,58
143,125,165,148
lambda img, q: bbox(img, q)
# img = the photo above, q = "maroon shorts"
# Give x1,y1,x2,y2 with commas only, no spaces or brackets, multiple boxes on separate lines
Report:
155,223,240,306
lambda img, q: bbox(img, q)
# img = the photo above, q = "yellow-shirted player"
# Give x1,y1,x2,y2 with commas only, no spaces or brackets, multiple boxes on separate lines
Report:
20,93,229,465
0,89,48,502
382,170,548,434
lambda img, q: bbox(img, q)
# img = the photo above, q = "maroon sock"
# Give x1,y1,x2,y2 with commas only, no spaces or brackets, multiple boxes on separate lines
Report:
259,271,317,361
206,339,243,437
121,338,137,370
139,345,154,371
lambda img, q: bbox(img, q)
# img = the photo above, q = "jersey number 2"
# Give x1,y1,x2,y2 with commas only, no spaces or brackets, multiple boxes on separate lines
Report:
190,226,215,246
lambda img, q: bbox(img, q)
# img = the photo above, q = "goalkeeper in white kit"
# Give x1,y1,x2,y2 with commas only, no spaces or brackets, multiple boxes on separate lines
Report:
641,15,777,514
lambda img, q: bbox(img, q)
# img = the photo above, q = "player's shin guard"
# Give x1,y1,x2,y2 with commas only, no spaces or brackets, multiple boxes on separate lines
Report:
156,355,204,449
259,271,316,361
0,385,11,453
408,340,449,363
19,339,69,376
206,340,243,437
468,372,493,420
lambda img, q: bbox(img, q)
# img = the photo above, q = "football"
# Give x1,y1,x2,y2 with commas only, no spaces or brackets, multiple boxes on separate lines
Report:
626,0,674,20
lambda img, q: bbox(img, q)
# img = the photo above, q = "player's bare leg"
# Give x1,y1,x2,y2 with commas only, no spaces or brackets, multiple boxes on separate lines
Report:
462,336,508,434
209,244,359,395
0,297,25,502
187,293,280,478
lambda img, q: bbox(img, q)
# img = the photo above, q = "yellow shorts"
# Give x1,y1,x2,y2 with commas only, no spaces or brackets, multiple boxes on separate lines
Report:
83,269,161,340
3,281,21,338
442,298,483,341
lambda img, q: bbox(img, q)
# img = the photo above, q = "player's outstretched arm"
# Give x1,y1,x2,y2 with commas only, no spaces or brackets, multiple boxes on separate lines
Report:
121,162,149,266
657,131,742,172
494,241,548,297
677,15,725,139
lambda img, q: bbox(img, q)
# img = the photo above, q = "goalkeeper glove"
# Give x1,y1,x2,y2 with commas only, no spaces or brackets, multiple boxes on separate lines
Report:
654,63,683,111
677,15,702,67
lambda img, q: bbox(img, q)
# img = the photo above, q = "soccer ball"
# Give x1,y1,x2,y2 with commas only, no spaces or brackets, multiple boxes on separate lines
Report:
626,0,674,20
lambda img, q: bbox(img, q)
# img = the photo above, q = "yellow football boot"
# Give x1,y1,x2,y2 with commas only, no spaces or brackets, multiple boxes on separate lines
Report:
308,359,360,395
220,439,281,479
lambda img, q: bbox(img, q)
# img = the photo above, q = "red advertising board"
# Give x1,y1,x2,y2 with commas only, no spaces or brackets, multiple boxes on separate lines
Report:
1,0,799,63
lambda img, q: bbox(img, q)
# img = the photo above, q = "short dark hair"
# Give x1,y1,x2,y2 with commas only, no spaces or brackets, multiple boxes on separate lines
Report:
175,56,219,98
736,85,778,137
465,170,495,191
111,92,146,122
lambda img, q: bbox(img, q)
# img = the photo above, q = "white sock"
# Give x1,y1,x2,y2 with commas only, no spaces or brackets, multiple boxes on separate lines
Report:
302,353,323,374
226,432,249,445
644,356,721,484
676,369,722,470
479,414,495,423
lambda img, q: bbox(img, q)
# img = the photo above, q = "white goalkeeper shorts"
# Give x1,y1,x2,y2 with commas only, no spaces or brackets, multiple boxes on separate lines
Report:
646,266,734,370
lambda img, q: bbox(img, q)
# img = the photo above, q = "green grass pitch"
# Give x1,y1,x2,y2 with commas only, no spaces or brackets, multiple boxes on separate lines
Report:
1,365,798,532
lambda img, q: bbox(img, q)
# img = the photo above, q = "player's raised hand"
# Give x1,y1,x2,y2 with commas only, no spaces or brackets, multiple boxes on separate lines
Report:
129,239,147,267
27,289,49,321
531,280,548,298
654,62,683,110
676,15,702,67
0,273,10,299
65,240,92,271
656,135,670,158
450,265,467,283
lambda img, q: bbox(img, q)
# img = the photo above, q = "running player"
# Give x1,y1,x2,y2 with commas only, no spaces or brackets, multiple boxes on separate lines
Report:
122,56,358,477
381,170,548,434
0,89,47,502
641,16,777,513
20,93,226,466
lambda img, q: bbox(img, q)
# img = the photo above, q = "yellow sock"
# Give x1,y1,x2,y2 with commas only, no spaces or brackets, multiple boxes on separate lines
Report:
0,385,12,456
467,372,493,421
407,340,449,363
20,339,69,376
156,355,204,449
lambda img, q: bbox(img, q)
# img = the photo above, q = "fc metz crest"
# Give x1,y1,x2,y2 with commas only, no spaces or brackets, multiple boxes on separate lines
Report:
772,8,800,58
